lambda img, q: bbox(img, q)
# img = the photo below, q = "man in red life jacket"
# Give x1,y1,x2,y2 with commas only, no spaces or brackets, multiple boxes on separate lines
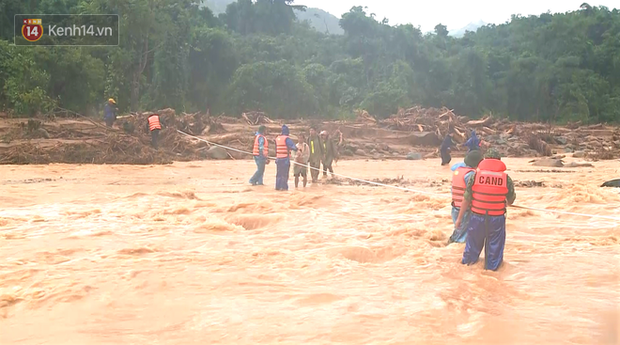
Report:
250,125,269,186
449,150,484,243
455,149,516,271
275,124,298,191
146,113,163,148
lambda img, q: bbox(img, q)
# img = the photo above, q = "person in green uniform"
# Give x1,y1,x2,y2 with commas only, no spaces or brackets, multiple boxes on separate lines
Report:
320,130,338,177
455,148,517,271
307,126,323,183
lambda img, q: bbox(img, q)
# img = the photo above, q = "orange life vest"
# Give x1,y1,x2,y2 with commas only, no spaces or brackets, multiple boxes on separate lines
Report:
148,115,161,131
252,134,268,156
471,159,509,216
451,166,475,208
275,135,290,158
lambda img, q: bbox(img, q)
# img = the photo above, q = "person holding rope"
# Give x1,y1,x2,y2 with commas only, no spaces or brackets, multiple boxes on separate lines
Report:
449,150,484,243
294,133,310,188
250,125,269,186
320,130,338,178
455,148,516,271
275,124,298,191
307,127,323,183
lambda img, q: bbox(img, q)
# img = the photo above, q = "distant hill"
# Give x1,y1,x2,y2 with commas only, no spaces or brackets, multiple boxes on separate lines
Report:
202,0,343,35
202,0,230,15
449,20,487,37
295,8,343,35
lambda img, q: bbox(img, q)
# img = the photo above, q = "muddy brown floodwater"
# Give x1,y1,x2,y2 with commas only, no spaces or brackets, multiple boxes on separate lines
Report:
0,159,619,344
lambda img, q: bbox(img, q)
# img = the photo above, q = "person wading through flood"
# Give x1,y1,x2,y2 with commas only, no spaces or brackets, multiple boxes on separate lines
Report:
448,150,484,243
462,130,481,152
146,113,163,149
294,133,310,188
320,130,338,178
440,133,454,166
307,127,323,183
455,148,516,271
275,125,298,191
250,125,269,186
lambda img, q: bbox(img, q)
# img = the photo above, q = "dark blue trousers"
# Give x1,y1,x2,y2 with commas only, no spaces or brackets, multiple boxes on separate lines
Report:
461,213,506,271
275,158,290,191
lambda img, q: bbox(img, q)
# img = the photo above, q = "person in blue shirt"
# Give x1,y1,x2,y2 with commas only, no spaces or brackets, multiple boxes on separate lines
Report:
250,125,269,186
451,161,467,171
463,130,480,152
103,98,118,127
440,134,454,166
448,150,484,243
275,125,298,191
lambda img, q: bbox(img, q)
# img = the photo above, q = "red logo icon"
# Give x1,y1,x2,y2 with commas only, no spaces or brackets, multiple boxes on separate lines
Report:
22,19,43,42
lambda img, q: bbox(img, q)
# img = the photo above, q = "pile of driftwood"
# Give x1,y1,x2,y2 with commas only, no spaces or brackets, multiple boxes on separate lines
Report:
355,110,377,124
354,106,561,156
242,111,274,125
380,106,467,142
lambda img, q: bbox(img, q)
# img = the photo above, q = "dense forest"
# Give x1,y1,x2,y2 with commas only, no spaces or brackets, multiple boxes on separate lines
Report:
0,1,619,124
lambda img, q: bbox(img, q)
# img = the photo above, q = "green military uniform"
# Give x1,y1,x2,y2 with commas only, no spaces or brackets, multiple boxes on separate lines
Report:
321,135,338,176
307,134,323,182
460,148,516,271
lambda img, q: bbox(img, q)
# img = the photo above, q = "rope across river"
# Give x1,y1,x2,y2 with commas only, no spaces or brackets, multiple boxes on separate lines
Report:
177,129,620,222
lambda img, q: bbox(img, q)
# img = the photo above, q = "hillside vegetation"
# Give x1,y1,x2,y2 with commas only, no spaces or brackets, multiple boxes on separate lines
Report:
0,1,619,124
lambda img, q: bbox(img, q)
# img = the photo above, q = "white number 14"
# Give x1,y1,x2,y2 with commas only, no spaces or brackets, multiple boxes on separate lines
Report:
27,26,39,36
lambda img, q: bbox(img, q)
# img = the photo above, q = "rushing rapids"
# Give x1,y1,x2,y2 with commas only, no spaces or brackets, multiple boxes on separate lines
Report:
0,159,618,344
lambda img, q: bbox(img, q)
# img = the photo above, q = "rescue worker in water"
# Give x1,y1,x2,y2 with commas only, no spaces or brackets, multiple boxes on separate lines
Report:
250,125,269,186
449,150,484,243
146,113,163,148
307,126,323,183
275,124,298,191
455,149,516,271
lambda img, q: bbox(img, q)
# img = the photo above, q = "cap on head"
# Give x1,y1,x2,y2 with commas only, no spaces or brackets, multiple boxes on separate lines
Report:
108,98,116,104
485,148,502,160
281,124,290,135
464,150,484,168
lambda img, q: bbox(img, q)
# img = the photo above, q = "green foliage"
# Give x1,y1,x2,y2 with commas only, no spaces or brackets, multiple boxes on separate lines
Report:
226,60,318,117
0,42,56,115
0,1,619,124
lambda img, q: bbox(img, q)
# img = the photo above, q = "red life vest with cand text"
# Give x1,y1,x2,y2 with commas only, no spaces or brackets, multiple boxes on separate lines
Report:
470,159,509,216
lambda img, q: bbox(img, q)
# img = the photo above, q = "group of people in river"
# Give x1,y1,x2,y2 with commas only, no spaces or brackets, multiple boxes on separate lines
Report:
249,124,341,190
250,124,515,271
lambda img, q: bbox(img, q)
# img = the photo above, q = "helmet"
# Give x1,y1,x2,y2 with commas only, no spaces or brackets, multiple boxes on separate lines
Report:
485,148,502,160
108,98,116,104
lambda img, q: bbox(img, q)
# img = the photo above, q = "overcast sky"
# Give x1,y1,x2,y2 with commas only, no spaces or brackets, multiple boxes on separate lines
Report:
295,0,619,32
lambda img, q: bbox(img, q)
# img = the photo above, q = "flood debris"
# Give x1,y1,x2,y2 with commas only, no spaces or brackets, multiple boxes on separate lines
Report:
530,158,564,167
2,104,620,164
514,169,576,173
601,179,620,188
0,108,223,164
515,180,545,188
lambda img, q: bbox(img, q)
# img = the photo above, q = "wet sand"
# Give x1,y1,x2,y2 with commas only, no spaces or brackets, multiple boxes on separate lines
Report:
0,159,619,344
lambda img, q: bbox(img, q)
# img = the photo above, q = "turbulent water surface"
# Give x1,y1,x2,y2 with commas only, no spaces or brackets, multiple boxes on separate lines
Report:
0,159,619,344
